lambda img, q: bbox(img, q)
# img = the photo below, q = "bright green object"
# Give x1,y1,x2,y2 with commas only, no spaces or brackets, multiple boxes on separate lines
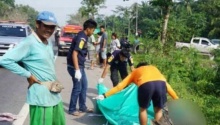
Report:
96,83,155,125
29,101,65,125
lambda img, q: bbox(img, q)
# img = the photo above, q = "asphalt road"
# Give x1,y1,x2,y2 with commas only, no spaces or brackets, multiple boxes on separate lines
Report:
0,68,27,125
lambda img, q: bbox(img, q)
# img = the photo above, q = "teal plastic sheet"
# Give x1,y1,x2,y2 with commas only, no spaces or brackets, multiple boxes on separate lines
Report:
93,28,100,34
96,83,155,125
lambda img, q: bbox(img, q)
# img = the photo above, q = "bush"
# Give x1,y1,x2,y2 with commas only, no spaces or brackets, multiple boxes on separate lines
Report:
133,39,220,124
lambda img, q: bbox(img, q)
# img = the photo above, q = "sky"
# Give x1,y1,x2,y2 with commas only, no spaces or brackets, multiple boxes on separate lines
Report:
15,0,143,26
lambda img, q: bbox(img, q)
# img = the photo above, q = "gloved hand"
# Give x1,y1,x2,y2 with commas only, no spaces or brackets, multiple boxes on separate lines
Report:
93,95,105,100
75,69,82,81
98,78,104,84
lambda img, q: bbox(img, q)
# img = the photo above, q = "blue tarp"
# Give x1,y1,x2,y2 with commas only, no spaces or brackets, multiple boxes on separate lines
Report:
96,83,155,125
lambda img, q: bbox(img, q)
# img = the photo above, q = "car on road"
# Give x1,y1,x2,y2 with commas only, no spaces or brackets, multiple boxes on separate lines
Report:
0,21,32,57
58,25,82,56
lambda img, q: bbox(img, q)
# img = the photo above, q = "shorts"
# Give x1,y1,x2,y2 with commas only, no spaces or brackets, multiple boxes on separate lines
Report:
96,45,100,53
88,50,96,61
138,81,167,108
100,48,107,59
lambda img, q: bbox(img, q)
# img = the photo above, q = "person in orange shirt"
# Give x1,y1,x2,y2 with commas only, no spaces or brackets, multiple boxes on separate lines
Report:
95,62,179,125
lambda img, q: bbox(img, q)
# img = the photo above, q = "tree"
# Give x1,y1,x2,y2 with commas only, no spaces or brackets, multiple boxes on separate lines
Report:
0,0,15,7
150,0,174,44
15,5,38,28
67,7,87,26
0,1,11,17
81,0,106,19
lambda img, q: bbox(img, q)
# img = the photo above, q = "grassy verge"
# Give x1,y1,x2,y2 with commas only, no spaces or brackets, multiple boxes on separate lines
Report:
132,39,220,125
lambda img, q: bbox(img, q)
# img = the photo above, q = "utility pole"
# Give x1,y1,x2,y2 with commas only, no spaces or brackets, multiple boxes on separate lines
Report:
135,2,138,36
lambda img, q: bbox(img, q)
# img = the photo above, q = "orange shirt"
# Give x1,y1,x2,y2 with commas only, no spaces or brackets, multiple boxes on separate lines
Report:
105,65,179,99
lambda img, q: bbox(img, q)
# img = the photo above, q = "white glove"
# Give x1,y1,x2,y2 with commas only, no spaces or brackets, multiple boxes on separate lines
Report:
93,95,105,100
98,78,104,84
75,69,82,81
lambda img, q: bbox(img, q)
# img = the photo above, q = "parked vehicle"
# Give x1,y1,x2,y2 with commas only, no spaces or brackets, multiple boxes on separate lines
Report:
211,39,220,46
58,25,82,56
176,37,219,57
0,21,32,57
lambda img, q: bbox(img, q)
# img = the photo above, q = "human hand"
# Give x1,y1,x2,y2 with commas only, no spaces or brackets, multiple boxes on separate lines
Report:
75,69,82,81
93,95,105,100
98,78,104,84
27,75,40,88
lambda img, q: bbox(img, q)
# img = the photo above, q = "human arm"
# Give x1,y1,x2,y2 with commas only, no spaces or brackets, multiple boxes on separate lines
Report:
73,50,79,70
166,82,179,99
130,65,135,71
128,55,135,71
0,40,32,78
116,39,121,49
72,37,86,80
100,64,110,79
104,73,134,97
100,54,114,79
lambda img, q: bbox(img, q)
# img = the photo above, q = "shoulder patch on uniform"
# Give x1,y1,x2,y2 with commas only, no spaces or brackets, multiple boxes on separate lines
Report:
79,40,85,49
108,55,114,63
81,38,86,41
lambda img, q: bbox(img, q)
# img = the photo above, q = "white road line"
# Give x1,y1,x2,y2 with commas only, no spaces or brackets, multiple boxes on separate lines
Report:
13,51,59,125
13,103,29,125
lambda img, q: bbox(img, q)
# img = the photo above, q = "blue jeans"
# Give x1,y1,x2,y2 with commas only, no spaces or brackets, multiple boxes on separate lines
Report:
67,66,88,113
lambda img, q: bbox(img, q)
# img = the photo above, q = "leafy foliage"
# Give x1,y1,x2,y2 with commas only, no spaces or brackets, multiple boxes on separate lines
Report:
81,0,106,19
0,1,38,28
133,39,220,124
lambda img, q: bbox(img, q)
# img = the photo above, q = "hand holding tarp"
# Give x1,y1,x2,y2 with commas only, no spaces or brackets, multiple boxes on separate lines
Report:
98,78,104,84
93,95,105,100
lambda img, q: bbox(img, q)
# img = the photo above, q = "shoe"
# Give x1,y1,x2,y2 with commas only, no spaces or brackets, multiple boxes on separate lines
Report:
79,108,93,113
70,111,80,116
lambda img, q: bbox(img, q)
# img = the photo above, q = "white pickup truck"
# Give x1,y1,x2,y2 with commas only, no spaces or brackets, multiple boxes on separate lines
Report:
176,37,219,55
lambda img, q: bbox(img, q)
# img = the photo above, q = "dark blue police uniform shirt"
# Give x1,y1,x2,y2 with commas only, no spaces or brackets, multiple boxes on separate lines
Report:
107,50,134,66
67,31,88,68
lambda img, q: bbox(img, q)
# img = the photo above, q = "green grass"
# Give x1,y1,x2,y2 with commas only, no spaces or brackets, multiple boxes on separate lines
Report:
132,39,220,125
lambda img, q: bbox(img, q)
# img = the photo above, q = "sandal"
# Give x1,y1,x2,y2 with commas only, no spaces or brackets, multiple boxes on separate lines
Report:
71,111,80,116
79,108,93,113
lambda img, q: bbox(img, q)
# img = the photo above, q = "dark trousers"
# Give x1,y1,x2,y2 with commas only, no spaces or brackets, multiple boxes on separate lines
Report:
110,62,128,87
99,51,103,64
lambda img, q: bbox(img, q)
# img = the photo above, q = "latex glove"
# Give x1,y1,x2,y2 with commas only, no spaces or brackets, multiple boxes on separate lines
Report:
93,95,105,100
75,69,82,81
98,78,104,84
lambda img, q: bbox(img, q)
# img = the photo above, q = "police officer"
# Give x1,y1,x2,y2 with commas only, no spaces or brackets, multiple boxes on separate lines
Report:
67,19,97,116
98,49,135,87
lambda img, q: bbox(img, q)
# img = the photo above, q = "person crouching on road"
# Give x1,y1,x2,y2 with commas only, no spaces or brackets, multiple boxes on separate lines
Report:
98,49,135,87
96,62,179,125
0,11,66,125
66,19,97,116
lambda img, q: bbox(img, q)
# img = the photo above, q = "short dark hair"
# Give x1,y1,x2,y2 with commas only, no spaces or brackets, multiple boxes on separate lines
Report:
136,62,148,68
111,33,117,38
100,25,105,29
120,49,130,58
36,20,42,24
83,19,97,30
